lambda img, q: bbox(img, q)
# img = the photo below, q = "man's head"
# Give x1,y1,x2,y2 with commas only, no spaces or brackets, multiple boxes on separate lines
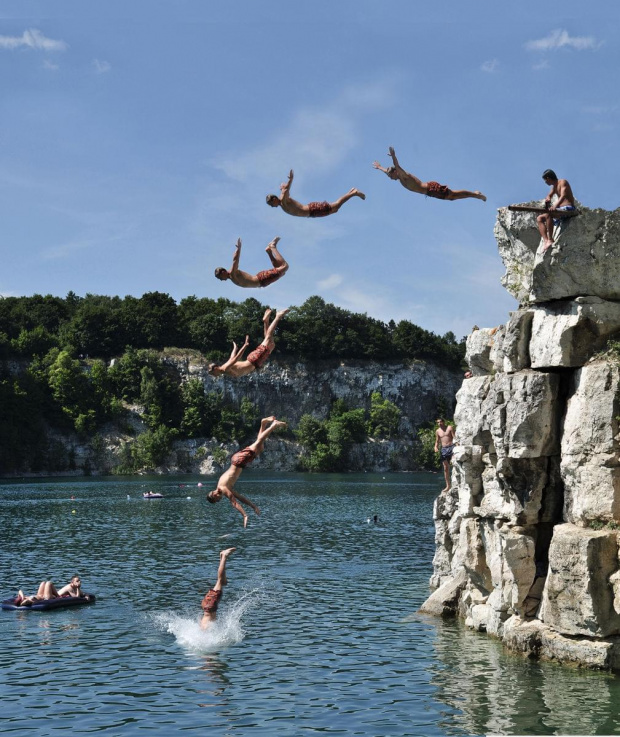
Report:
542,169,558,183
207,489,223,504
266,194,280,208
214,267,230,281
207,362,224,377
436,417,446,427
386,166,399,180
71,575,81,586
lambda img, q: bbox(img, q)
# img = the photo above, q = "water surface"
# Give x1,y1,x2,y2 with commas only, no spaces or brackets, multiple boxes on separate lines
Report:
2,473,620,735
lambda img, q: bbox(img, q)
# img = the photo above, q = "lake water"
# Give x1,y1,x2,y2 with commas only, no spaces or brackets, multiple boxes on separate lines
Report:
2,472,620,736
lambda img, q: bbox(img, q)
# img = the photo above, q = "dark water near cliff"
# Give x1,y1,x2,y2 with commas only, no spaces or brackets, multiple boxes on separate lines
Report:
1,473,620,736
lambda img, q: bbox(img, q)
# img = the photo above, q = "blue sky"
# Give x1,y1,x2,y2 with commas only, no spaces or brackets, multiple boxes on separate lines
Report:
1,1,618,339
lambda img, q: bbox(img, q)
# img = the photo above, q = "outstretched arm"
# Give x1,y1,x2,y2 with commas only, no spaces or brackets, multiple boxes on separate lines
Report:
230,238,242,275
231,488,260,517
373,160,391,175
280,169,294,201
388,146,402,170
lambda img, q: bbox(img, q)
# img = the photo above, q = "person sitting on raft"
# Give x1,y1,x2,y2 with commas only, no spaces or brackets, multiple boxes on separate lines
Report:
373,146,486,202
266,169,365,218
206,416,286,527
208,308,289,378
214,237,288,289
200,547,236,630
15,575,90,606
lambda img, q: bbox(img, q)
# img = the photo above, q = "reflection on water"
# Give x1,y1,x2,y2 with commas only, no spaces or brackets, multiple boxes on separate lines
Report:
2,473,620,735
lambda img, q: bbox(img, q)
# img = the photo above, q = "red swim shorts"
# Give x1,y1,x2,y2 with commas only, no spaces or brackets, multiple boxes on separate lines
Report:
256,268,283,288
307,200,333,218
426,181,452,200
247,343,273,370
201,588,222,613
231,447,256,468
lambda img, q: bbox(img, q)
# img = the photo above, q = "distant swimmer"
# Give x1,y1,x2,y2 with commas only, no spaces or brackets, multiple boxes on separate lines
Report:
206,416,286,527
266,169,365,218
537,169,576,252
434,418,456,493
373,147,486,202
215,237,288,289
208,308,289,378
200,548,235,630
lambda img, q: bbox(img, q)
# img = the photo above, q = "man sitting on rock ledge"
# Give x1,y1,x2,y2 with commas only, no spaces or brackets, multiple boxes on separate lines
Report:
537,169,576,252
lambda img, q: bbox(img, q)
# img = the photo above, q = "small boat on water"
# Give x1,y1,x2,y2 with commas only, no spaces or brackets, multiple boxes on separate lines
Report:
143,492,164,499
2,594,96,611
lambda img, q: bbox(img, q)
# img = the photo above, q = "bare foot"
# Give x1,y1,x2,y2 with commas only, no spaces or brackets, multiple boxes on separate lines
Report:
266,237,281,251
220,547,236,559
541,241,554,253
475,192,487,202
263,308,272,323
275,307,290,319
351,188,366,200
260,416,276,430
272,420,287,430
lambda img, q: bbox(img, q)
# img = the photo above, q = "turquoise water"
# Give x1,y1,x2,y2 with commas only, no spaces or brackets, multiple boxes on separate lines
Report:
2,473,620,736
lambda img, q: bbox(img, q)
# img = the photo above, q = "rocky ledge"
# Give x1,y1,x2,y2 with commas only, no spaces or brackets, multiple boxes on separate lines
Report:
421,203,620,671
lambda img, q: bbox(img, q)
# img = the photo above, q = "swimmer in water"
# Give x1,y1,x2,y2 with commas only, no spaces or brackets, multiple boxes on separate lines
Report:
206,416,286,527
208,308,289,378
200,548,236,630
266,169,365,217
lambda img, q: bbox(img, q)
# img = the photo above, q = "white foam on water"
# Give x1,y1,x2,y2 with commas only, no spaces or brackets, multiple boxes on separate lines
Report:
151,588,263,654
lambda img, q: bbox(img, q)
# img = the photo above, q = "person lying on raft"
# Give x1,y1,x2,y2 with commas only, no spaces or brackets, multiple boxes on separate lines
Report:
207,416,286,527
537,169,576,252
373,147,486,202
200,547,236,630
266,169,365,218
208,308,289,378
214,237,288,289
16,575,90,606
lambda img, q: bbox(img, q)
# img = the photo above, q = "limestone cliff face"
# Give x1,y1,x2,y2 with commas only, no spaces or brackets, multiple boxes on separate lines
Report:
65,358,461,476
421,204,620,671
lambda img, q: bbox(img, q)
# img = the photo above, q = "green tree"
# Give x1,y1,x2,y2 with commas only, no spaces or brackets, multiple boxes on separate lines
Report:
368,392,401,438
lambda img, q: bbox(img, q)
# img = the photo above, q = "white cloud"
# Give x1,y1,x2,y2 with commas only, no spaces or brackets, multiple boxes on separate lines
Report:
317,274,343,290
525,29,601,52
93,58,111,74
0,28,67,52
481,59,499,73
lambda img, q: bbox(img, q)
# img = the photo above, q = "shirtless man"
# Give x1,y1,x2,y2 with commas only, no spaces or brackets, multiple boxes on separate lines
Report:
200,547,235,630
208,308,289,378
537,169,576,252
266,169,365,218
214,237,288,289
434,418,456,492
206,416,286,527
373,147,486,202
16,575,90,606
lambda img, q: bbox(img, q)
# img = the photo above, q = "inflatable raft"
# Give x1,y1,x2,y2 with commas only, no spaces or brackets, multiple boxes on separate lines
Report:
143,492,163,499
2,594,96,611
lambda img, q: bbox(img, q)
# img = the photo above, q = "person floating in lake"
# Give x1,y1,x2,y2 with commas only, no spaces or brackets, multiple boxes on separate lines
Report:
15,575,90,606
537,169,576,252
266,169,365,218
200,547,236,630
373,147,486,202
214,237,288,288
208,308,289,378
434,418,456,493
207,416,287,527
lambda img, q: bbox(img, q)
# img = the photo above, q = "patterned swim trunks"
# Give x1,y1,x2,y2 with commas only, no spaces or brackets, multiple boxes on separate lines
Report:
201,588,222,613
307,201,333,218
426,181,453,200
231,447,257,468
256,268,284,288
247,343,273,370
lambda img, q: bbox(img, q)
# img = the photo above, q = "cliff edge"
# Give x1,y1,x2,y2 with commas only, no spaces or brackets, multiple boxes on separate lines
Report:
421,203,620,671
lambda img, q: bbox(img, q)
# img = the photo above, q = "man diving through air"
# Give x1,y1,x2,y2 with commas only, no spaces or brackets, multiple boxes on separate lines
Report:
214,237,288,288
373,147,486,202
266,169,365,217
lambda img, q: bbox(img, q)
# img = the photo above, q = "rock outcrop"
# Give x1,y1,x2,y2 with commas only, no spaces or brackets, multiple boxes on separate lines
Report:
422,204,620,671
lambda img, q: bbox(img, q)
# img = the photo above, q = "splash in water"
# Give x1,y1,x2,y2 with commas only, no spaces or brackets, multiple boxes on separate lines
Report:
151,588,263,653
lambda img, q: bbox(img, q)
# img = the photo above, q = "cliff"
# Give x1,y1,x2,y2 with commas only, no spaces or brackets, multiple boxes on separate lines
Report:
421,203,620,671
44,358,462,476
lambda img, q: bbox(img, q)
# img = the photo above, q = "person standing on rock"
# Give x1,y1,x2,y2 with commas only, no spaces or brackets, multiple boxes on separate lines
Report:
206,416,287,527
434,418,456,492
537,169,576,252
208,308,290,378
214,237,288,288
265,169,365,217
373,147,487,202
